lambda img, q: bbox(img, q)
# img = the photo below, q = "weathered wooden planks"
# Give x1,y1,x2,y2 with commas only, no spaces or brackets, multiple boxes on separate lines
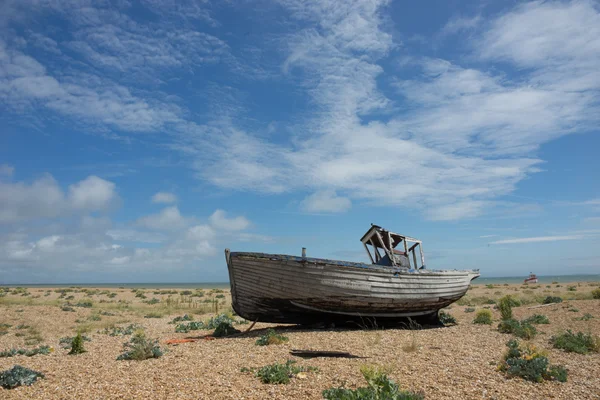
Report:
225,251,479,324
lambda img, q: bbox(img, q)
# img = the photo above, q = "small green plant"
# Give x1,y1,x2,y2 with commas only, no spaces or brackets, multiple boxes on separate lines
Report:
255,360,315,384
75,299,93,308
69,333,86,355
498,296,515,320
567,286,576,292
144,312,162,319
256,329,289,346
213,320,240,337
464,307,475,313
438,311,457,326
0,346,51,358
99,324,141,336
592,288,600,299
323,365,424,400
497,319,537,339
550,330,600,354
485,284,494,289
59,335,91,349
543,296,562,304
170,314,193,324
175,321,205,333
142,298,160,305
498,339,567,383
473,309,493,325
522,314,550,325
61,305,75,312
116,330,163,361
574,313,594,321
0,365,45,389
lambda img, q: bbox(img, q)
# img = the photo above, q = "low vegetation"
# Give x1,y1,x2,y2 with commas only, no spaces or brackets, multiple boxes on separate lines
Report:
498,319,537,339
543,296,563,304
464,307,475,313
59,335,91,349
0,346,52,358
473,309,493,325
498,339,567,383
522,314,550,325
0,365,45,389
69,333,86,355
255,329,289,346
254,360,316,384
116,330,164,361
592,288,600,299
323,365,424,400
438,311,457,326
99,324,141,336
550,330,600,354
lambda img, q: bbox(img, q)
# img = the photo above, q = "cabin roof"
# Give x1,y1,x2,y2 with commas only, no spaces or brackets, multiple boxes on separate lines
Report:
360,224,421,249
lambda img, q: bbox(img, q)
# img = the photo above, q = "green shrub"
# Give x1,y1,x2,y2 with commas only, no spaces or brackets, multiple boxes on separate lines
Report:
255,360,315,384
498,339,567,383
180,290,193,296
69,333,86,355
75,299,93,308
485,284,494,289
144,312,162,319
498,296,515,320
497,319,537,339
323,365,424,400
99,324,141,336
59,335,91,349
213,320,240,337
170,314,193,324
116,330,163,361
142,298,160,305
574,313,594,321
543,296,562,304
0,346,51,358
522,314,550,325
473,309,493,325
438,311,457,326
175,321,205,333
0,365,45,389
550,330,600,354
567,286,576,291
256,329,289,346
592,288,600,299
61,305,75,312
464,307,475,313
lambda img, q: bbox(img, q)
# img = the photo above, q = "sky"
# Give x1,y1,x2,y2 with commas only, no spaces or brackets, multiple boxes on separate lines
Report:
1,0,599,284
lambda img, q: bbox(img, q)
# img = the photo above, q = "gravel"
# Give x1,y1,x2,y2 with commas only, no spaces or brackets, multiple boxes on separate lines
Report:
1,284,599,399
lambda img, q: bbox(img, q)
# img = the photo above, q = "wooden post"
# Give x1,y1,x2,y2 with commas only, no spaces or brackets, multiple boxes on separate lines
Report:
302,247,306,258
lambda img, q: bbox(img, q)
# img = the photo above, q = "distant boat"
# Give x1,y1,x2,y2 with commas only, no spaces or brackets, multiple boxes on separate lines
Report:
524,273,538,284
224,224,480,325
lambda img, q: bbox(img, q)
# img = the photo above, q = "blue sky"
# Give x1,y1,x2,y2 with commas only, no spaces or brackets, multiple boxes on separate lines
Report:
1,0,599,283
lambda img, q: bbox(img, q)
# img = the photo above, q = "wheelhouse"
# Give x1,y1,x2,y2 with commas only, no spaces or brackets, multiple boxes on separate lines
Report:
360,224,426,269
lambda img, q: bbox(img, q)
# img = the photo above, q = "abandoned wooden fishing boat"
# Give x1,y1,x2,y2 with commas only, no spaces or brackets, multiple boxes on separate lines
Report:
225,224,479,325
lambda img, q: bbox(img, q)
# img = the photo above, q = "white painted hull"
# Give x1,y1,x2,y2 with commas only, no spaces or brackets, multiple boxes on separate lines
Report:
226,251,479,324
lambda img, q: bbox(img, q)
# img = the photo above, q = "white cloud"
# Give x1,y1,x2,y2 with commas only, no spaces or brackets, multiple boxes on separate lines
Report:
68,176,118,211
136,206,188,231
301,190,351,213
490,235,584,245
151,192,177,204
177,0,600,221
441,15,481,36
209,209,250,231
0,174,66,223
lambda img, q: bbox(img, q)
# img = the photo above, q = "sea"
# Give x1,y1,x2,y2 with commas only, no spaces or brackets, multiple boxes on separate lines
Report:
1,274,599,288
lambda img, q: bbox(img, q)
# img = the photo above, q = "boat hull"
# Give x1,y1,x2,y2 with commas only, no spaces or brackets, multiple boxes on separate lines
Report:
226,251,479,325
